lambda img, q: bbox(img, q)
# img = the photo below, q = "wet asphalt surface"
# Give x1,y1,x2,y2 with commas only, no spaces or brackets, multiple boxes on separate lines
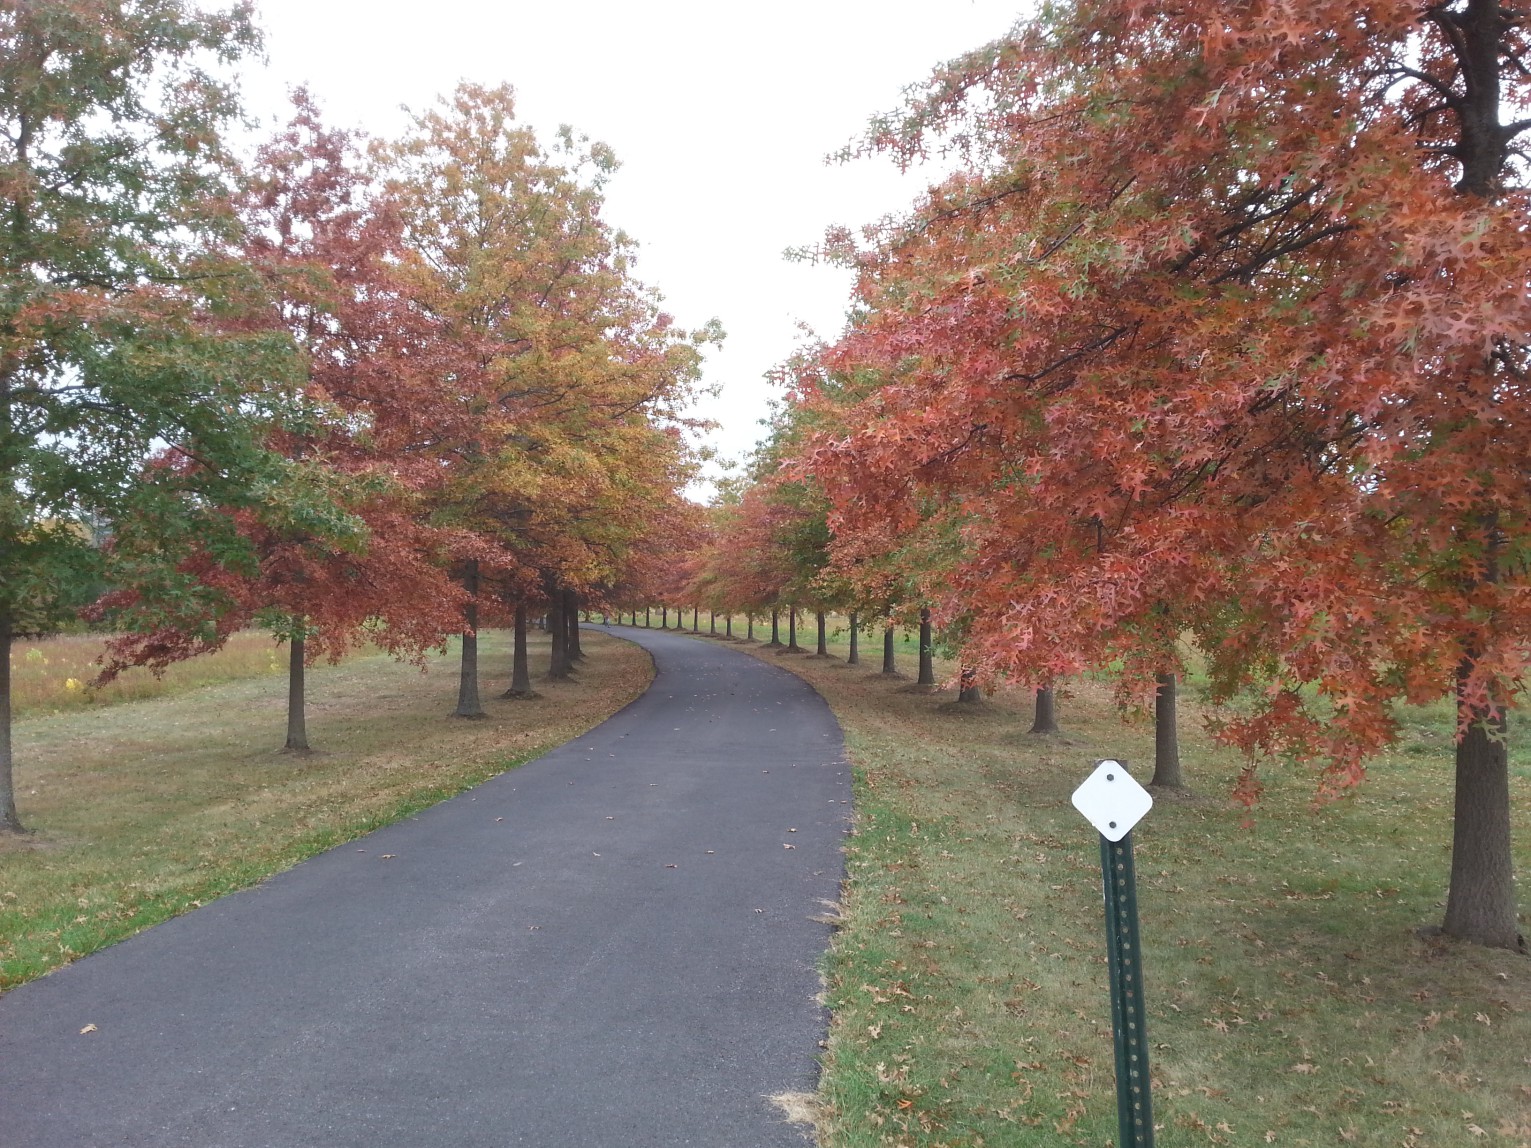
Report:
0,626,851,1147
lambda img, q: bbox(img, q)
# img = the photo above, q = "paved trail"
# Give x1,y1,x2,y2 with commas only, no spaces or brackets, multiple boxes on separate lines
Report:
0,627,850,1147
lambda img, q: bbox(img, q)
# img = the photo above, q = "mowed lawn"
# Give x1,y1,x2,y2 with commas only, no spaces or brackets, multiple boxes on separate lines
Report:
716,620,1531,1148
0,628,652,990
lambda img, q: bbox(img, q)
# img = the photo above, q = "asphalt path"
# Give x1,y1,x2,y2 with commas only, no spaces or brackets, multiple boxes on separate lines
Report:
0,626,850,1147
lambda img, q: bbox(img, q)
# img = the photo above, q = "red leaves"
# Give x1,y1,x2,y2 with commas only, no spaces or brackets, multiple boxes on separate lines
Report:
761,1,1531,799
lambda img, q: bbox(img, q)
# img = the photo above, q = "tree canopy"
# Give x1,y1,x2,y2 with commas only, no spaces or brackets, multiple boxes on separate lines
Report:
702,0,1531,950
0,16,719,826
0,0,316,829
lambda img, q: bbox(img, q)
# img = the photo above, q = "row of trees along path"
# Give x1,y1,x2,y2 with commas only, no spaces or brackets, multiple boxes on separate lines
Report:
0,3,717,835
670,2,1531,952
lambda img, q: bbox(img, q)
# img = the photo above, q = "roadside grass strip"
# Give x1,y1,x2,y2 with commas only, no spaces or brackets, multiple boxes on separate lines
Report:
0,630,652,991
727,626,1531,1148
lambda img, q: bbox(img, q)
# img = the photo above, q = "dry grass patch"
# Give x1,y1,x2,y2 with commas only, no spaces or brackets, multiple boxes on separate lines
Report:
774,1090,833,1139
0,629,651,990
729,628,1531,1148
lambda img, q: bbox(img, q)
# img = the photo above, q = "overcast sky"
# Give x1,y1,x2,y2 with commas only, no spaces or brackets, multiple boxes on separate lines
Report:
236,1,1025,487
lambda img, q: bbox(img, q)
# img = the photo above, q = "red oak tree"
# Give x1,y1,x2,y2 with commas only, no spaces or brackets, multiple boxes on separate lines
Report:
97,98,467,750
799,0,1530,948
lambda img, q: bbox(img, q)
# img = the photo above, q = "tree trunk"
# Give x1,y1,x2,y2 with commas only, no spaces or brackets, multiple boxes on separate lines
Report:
768,609,782,647
815,611,829,656
0,612,22,833
958,665,983,704
645,607,651,627
692,606,699,633
747,614,755,641
566,589,583,660
725,614,733,638
504,603,536,698
1030,687,1058,734
786,607,802,651
847,612,859,665
284,616,311,751
454,561,486,718
917,608,935,685
661,605,668,629
1150,672,1184,788
1443,670,1522,949
548,590,572,679
709,611,716,635
882,625,897,674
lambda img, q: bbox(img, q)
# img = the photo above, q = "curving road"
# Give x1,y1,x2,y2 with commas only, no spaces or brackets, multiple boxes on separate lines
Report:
0,626,850,1147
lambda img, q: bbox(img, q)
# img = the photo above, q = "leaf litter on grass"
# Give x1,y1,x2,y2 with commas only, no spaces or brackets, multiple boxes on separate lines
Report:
731,627,1531,1148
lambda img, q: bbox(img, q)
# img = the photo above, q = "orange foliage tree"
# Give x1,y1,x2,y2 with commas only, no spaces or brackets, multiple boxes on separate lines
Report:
383,84,716,711
796,0,1530,949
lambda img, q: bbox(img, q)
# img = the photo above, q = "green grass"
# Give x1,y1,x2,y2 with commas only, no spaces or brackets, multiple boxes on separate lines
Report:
0,629,652,991
724,622,1531,1148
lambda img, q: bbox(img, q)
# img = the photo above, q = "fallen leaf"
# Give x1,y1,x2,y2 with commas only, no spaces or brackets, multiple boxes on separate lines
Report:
79,1024,97,1035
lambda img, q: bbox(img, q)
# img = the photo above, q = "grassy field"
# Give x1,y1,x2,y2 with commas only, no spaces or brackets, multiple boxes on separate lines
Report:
718,622,1531,1148
8,630,294,718
0,628,652,991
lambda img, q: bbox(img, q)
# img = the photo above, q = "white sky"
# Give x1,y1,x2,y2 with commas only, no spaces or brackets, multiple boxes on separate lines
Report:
237,1,1026,489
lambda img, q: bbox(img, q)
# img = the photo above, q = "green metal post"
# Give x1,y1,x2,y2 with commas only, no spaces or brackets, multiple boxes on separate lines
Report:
1101,830,1154,1147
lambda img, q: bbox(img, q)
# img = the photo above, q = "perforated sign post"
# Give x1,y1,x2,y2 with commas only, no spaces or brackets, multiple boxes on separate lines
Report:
1072,759,1155,1148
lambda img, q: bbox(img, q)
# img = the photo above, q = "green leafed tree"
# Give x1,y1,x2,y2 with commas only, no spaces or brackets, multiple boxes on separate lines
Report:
0,1,305,832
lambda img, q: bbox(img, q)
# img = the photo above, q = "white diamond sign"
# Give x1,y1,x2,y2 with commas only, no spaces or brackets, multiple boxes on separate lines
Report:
1071,759,1152,841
